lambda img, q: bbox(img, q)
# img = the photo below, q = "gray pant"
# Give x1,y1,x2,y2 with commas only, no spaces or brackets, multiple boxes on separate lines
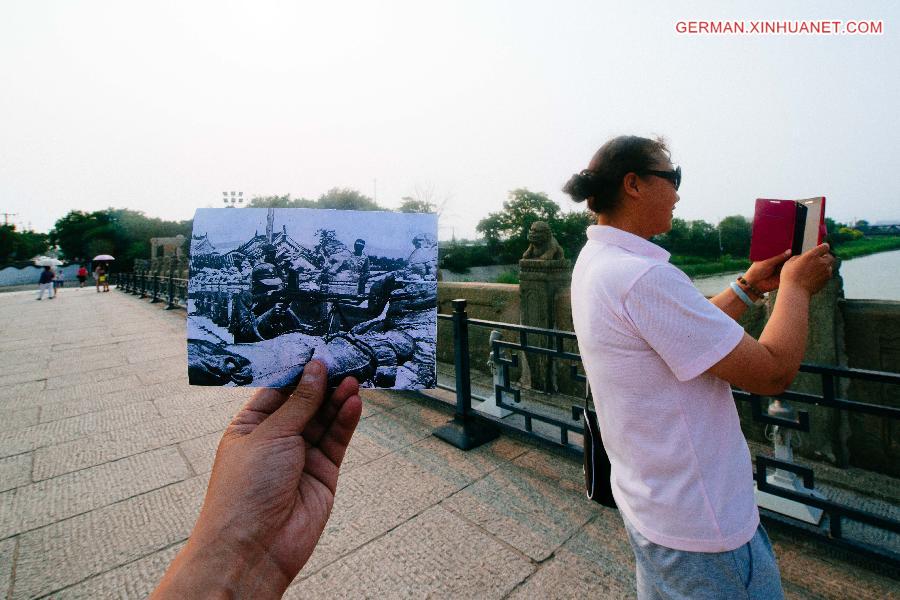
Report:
37,283,54,300
623,515,785,599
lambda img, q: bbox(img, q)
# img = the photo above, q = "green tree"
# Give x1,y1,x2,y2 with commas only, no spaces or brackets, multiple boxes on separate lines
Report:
718,215,751,257
0,226,14,262
553,211,594,260
247,191,384,211
687,220,718,258
247,194,316,209
50,211,111,263
51,209,191,269
0,225,49,263
317,188,382,211
653,218,689,253
476,188,562,262
398,197,437,213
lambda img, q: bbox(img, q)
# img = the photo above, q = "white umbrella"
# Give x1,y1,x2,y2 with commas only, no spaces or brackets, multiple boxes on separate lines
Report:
92,254,116,261
34,256,63,266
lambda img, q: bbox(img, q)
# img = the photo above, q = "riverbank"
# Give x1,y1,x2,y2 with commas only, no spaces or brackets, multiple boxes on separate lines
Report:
672,235,900,279
832,235,900,260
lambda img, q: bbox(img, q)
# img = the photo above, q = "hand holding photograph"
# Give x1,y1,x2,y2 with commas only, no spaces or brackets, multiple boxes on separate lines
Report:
187,207,438,389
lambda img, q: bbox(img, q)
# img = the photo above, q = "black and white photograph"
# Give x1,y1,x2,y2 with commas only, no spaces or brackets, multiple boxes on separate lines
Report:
187,207,437,389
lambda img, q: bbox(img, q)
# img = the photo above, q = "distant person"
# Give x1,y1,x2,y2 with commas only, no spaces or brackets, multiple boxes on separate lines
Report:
151,361,361,598
95,264,110,292
53,268,65,294
565,135,833,599
94,265,103,292
77,265,88,288
36,266,55,300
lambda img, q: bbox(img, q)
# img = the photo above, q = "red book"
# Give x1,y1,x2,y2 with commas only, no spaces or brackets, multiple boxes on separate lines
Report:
749,197,826,262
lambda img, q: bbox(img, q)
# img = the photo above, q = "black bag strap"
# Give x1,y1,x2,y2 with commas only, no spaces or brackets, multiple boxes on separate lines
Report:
582,379,617,509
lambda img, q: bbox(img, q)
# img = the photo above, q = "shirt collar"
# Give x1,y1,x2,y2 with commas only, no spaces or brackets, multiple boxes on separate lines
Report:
587,225,671,262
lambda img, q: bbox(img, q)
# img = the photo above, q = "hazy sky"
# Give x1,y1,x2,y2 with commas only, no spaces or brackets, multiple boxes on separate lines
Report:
2,1,897,239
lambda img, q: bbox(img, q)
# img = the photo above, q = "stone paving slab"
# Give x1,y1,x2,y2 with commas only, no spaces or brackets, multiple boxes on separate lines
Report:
0,537,15,599
36,377,156,422
0,401,160,458
44,366,142,394
0,381,45,402
53,543,185,600
10,475,207,599
32,398,242,480
0,376,144,411
0,354,47,378
0,454,31,493
152,387,247,418
768,528,900,599
0,446,191,538
177,431,221,475
442,454,598,561
286,505,536,599
507,508,637,599
0,408,39,432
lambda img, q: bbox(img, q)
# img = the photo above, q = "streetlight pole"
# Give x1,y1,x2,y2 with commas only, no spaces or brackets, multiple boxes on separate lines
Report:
223,191,244,208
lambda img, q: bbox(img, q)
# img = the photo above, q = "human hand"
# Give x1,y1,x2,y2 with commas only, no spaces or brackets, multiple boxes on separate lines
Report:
152,361,362,599
780,243,834,297
743,249,793,295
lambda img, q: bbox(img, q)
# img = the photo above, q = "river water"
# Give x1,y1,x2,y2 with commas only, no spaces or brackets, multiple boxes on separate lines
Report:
691,249,900,301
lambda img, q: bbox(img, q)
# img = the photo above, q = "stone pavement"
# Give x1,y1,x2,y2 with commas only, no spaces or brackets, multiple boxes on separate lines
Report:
0,286,898,599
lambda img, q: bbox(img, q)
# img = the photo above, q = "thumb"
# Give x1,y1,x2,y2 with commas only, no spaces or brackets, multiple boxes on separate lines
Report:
255,361,328,440
759,249,792,267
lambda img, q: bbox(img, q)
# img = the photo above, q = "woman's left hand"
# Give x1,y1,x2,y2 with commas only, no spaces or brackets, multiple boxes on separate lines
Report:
743,249,793,294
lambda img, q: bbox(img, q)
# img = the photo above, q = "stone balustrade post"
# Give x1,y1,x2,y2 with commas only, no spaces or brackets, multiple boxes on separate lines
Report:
518,258,570,392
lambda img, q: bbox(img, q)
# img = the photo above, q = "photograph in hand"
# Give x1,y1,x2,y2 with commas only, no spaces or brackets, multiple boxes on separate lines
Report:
187,207,438,389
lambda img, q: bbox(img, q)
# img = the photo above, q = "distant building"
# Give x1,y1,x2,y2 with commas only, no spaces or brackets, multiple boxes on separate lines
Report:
869,220,900,235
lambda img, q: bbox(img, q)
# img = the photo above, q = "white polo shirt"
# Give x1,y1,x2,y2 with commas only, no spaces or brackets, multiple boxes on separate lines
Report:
571,225,758,552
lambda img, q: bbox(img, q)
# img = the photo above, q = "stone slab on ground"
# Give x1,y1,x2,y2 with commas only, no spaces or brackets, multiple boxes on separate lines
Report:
0,288,896,599
285,505,535,599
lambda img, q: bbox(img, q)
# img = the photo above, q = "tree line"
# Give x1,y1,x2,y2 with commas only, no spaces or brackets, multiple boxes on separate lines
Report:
0,225,49,265
1,185,873,272
36,188,429,270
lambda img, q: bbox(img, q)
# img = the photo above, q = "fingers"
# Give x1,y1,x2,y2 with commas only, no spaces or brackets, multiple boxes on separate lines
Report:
301,377,360,446
224,387,291,437
255,361,328,440
241,387,291,416
313,393,363,471
761,249,793,267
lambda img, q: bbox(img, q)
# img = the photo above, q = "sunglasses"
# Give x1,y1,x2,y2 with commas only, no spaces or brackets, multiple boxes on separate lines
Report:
641,165,681,191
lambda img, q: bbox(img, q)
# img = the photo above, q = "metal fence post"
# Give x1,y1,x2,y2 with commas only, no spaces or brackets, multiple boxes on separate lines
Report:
150,275,161,303
166,273,176,309
433,299,500,450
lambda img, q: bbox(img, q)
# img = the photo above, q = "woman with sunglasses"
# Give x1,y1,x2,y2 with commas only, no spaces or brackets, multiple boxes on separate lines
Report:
565,135,833,599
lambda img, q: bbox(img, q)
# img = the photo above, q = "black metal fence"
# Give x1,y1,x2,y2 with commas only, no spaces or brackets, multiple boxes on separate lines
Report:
112,272,188,310
436,298,900,567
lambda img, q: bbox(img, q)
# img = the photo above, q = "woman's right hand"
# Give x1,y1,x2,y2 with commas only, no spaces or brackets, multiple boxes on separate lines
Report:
780,243,834,297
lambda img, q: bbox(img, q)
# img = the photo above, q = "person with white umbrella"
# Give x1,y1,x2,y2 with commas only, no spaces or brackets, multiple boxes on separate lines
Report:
93,254,115,292
36,266,55,300
34,257,61,300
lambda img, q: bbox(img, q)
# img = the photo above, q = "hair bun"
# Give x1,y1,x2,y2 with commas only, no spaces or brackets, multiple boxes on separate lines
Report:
562,170,598,202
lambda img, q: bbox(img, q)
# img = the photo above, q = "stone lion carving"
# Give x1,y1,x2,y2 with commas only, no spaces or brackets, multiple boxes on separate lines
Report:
522,221,564,260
